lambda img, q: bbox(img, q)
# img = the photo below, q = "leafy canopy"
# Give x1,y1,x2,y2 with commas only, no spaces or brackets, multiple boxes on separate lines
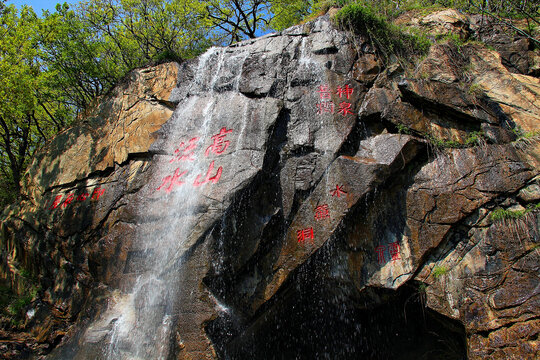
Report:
0,4,75,204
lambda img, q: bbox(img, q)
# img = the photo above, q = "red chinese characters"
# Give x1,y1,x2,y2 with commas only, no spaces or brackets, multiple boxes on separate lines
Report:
49,187,105,211
157,168,188,193
62,193,75,208
297,227,314,245
77,193,89,202
316,101,334,115
49,195,63,210
314,204,330,220
388,241,401,261
316,84,334,115
205,127,233,157
375,245,386,265
315,84,354,117
317,85,332,100
330,184,347,198
193,161,222,187
171,137,199,163
92,187,105,200
336,85,354,99
338,102,353,116
375,241,401,265
157,128,233,194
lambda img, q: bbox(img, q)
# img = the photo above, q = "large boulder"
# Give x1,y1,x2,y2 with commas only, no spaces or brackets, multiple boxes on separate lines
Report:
1,14,538,360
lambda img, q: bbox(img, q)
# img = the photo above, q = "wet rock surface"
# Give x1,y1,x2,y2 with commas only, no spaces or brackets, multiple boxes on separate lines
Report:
1,13,539,360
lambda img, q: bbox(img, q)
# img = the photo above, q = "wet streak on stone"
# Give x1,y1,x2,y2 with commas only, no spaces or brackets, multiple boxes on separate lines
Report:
203,107,289,312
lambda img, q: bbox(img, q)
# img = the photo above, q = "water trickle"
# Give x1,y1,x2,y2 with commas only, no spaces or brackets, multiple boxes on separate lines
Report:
96,45,237,360
298,37,314,67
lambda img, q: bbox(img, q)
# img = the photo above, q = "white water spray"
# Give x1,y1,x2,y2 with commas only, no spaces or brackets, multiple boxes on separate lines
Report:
101,47,237,360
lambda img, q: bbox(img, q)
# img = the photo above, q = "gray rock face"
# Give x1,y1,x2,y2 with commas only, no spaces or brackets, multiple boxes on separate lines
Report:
0,14,539,360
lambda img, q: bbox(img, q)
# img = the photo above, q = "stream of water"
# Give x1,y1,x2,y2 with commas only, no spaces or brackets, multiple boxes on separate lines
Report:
102,47,232,360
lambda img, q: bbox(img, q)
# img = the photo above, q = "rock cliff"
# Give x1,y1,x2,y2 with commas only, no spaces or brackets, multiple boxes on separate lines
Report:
1,10,539,360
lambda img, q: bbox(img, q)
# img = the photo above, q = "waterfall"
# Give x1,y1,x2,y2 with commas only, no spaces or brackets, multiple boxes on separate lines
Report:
85,46,239,360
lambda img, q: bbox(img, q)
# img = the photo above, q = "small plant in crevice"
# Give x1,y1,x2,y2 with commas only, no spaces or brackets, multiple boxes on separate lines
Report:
490,203,540,223
467,82,483,96
151,49,183,65
397,123,413,135
511,127,540,152
489,203,539,245
432,265,449,279
425,131,487,149
512,126,540,139
425,134,461,149
490,207,526,222
464,131,486,147
436,32,466,50
0,284,37,328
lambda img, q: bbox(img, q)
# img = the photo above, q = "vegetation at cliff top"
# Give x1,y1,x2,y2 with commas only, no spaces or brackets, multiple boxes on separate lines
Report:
0,0,538,207
332,1,432,60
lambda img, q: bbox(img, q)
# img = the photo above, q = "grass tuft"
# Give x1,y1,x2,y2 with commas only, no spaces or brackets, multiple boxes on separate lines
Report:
432,265,449,279
332,2,431,62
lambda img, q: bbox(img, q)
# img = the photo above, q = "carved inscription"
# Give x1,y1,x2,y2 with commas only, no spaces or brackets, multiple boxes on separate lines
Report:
316,84,354,116
157,128,233,193
375,241,401,265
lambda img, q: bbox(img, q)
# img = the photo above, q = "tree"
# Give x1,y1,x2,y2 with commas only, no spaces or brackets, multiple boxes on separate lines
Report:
38,0,213,111
0,5,73,204
203,0,314,44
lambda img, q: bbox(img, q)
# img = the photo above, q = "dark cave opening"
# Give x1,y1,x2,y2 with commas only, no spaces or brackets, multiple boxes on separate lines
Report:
207,281,467,360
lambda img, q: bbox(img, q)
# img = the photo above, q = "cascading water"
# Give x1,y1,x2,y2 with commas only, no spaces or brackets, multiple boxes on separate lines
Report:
94,46,246,359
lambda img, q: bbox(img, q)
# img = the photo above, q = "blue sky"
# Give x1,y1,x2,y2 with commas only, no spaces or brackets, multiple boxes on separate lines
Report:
7,0,75,13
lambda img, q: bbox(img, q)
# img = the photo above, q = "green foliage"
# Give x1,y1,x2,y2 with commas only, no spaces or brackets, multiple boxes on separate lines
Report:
468,82,483,96
0,4,74,205
438,32,466,47
512,127,540,152
490,205,539,222
269,0,313,31
152,49,183,64
201,0,316,44
312,0,335,15
330,0,439,18
7,293,33,316
332,1,431,62
464,131,485,146
0,0,325,206
41,0,213,109
327,0,539,51
432,265,449,279
0,281,39,328
433,0,539,19
491,207,524,221
513,127,540,140
397,123,412,134
426,131,486,149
